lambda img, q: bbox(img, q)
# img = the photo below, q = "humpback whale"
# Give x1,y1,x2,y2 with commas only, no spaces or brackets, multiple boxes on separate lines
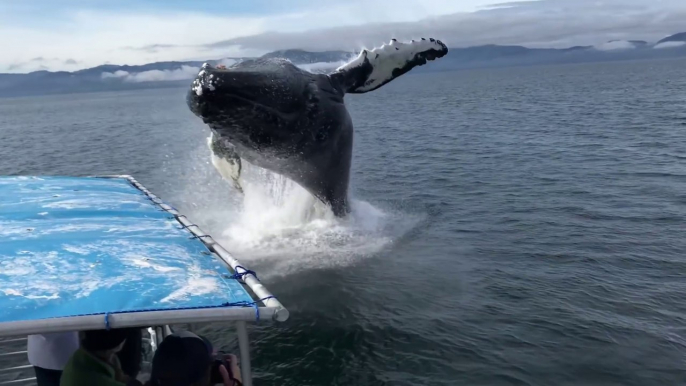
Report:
187,38,448,216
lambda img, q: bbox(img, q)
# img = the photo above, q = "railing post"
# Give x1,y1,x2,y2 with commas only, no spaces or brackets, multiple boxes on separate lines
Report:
236,321,252,386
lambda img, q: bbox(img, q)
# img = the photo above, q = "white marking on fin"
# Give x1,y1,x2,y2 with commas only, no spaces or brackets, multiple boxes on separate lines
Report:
336,38,448,93
207,134,243,192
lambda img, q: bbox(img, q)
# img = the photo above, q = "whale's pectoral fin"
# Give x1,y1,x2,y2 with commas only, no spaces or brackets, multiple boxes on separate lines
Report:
331,38,448,94
208,133,243,193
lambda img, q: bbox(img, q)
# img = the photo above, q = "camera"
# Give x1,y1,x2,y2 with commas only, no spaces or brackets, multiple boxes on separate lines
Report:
210,356,233,384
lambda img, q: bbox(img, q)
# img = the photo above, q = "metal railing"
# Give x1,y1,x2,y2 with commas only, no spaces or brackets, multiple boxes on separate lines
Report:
0,331,158,386
0,325,248,386
0,337,35,386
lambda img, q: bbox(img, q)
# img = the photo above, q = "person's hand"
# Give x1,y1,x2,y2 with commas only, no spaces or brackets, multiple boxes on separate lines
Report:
111,355,131,383
114,367,131,383
218,365,232,386
218,354,242,386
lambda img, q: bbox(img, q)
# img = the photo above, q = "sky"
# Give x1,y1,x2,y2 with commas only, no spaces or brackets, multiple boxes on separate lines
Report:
1,0,685,73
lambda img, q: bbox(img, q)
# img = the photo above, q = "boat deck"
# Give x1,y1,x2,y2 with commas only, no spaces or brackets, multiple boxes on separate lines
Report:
0,175,286,386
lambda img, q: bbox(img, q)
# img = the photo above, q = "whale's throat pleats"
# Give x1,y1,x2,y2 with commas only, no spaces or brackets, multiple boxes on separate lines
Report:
208,133,243,192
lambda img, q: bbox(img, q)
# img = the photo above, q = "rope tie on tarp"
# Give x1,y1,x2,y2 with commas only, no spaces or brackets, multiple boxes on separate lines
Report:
230,265,259,282
255,296,275,322
104,313,111,330
219,296,275,322
177,223,200,231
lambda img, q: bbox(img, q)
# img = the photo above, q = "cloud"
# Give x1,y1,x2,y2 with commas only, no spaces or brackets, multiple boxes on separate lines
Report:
7,63,24,71
3,57,82,72
101,70,130,79
594,41,637,51
654,41,686,49
100,58,242,82
121,44,180,53
0,10,268,73
209,0,686,52
1,0,686,73
217,58,238,67
101,65,200,82
98,58,345,83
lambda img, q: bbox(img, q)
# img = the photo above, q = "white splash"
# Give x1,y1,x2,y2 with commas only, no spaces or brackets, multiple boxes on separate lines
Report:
191,63,214,96
168,142,424,277
41,197,148,210
121,256,182,273
0,240,220,303
0,176,237,311
0,218,181,242
160,264,218,303
63,245,89,255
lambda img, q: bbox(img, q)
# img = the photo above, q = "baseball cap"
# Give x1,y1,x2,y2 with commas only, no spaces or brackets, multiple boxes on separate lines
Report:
149,331,214,386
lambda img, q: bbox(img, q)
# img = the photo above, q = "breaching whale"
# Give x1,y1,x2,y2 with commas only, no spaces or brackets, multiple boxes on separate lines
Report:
187,38,448,216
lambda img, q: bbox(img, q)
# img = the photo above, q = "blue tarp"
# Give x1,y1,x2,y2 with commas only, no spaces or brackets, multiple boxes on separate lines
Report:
0,176,254,324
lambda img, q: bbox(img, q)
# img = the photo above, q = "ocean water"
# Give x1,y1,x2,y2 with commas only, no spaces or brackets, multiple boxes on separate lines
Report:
1,58,686,385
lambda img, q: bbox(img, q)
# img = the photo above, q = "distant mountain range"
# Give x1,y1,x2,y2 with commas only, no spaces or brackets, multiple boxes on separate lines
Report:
260,49,351,63
2,32,686,98
658,32,686,44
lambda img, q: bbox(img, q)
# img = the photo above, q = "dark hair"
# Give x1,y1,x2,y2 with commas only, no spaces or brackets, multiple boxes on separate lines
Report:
82,328,132,352
149,331,214,386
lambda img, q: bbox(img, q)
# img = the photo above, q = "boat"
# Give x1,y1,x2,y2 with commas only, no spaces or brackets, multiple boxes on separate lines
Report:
0,175,288,385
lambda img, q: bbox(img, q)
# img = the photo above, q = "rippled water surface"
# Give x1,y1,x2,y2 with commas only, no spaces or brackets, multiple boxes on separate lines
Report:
1,58,686,385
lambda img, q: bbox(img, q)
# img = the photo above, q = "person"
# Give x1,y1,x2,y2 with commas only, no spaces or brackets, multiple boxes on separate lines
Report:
60,328,142,386
117,328,143,380
27,332,80,386
147,330,242,386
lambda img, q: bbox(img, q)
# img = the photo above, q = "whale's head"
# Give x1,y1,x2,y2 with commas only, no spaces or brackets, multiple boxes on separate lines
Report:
187,59,347,158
